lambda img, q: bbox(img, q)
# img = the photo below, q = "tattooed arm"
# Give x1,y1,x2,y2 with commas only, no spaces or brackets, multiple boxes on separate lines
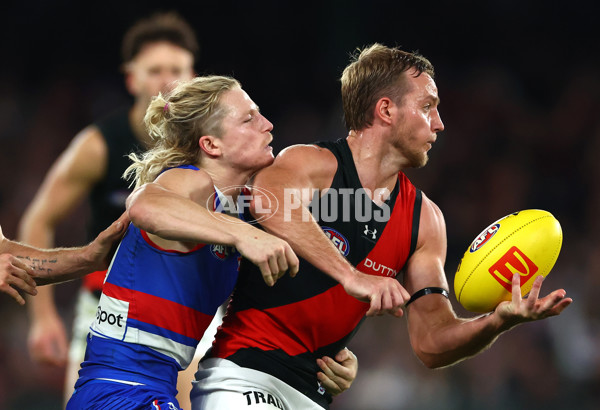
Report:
0,215,127,302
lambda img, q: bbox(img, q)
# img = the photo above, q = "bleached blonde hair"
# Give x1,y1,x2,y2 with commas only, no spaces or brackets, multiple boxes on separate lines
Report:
124,75,240,188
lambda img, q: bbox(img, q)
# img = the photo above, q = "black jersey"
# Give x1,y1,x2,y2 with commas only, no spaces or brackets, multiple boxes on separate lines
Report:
208,138,422,408
84,107,143,292
88,106,142,240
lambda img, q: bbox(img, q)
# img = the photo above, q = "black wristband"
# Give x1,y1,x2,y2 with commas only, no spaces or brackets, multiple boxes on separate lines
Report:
406,287,449,306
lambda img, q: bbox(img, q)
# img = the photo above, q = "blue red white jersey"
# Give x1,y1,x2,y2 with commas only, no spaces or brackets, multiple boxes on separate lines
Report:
78,167,241,392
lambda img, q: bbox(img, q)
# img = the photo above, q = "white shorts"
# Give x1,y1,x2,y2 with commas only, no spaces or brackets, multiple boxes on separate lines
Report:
69,288,100,366
190,358,325,410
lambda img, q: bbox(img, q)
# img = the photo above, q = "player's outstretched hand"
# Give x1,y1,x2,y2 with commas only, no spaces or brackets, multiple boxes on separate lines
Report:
0,253,37,305
342,270,411,317
84,212,130,272
317,348,358,396
495,273,572,327
236,229,299,287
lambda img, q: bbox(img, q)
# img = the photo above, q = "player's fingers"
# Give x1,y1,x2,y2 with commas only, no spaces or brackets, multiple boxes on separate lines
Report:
11,256,35,276
400,285,411,302
267,255,280,282
380,290,392,315
285,246,299,278
538,289,568,314
390,305,405,318
527,275,544,306
317,371,342,395
9,259,37,290
511,273,521,305
317,357,337,377
9,276,37,296
335,348,352,363
366,295,382,317
276,248,288,277
258,262,274,287
547,297,573,316
0,284,26,305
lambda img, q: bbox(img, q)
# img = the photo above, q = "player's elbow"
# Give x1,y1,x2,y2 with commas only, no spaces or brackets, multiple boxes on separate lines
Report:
127,189,158,233
411,338,461,369
414,351,450,369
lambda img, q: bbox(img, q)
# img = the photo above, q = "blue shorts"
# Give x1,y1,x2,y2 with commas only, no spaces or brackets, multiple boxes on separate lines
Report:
66,379,181,410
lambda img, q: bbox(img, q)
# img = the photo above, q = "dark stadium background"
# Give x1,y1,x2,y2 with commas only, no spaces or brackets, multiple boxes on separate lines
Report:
1,1,599,409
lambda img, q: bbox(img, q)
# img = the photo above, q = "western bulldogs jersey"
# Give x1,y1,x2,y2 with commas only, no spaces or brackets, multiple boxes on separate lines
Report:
76,166,241,394
206,138,421,408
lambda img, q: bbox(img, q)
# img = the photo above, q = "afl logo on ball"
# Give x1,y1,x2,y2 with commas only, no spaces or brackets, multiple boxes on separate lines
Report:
469,223,500,253
322,227,350,256
210,244,230,260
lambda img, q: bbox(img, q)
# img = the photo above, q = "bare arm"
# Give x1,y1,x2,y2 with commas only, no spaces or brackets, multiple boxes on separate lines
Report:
2,215,127,286
126,168,299,286
250,145,410,316
17,126,107,365
405,194,572,368
0,226,37,305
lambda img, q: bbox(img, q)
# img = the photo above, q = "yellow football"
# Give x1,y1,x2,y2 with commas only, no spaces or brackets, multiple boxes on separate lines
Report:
454,209,562,313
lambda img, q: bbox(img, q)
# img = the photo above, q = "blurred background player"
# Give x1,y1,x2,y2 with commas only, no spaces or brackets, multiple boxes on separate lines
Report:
17,11,200,407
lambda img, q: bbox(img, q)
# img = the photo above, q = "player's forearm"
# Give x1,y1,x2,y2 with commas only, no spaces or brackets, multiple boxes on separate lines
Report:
257,203,355,284
413,311,515,368
4,240,95,285
128,186,248,247
13,217,60,314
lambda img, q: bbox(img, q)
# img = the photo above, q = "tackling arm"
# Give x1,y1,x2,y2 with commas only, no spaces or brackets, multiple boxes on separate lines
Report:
2,215,127,287
250,145,410,316
126,168,299,286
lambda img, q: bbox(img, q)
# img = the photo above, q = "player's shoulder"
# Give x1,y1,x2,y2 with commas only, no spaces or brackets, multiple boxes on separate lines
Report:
277,143,335,161
274,143,337,173
155,165,215,201
157,165,212,185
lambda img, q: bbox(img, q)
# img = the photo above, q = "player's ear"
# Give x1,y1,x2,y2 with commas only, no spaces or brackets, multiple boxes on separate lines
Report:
374,97,393,125
199,135,221,157
123,63,137,95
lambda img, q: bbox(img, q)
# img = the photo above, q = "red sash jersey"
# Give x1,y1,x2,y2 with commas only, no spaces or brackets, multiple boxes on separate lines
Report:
207,138,421,408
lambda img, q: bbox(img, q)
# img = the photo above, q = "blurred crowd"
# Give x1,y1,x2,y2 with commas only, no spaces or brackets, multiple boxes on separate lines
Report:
1,2,599,409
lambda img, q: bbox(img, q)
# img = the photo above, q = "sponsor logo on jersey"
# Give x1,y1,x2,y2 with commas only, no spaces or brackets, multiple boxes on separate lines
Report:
90,295,129,340
363,257,397,277
488,246,539,291
321,227,350,256
243,391,284,408
469,223,500,253
96,305,125,327
363,224,377,240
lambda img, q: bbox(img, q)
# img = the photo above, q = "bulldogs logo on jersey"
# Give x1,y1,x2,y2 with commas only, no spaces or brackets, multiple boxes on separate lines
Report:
321,227,350,256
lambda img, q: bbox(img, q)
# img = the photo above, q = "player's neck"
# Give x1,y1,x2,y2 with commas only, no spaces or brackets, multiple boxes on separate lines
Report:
200,161,253,200
347,130,400,194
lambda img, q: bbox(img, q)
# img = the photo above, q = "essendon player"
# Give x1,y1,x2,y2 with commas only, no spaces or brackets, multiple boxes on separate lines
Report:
190,44,572,409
